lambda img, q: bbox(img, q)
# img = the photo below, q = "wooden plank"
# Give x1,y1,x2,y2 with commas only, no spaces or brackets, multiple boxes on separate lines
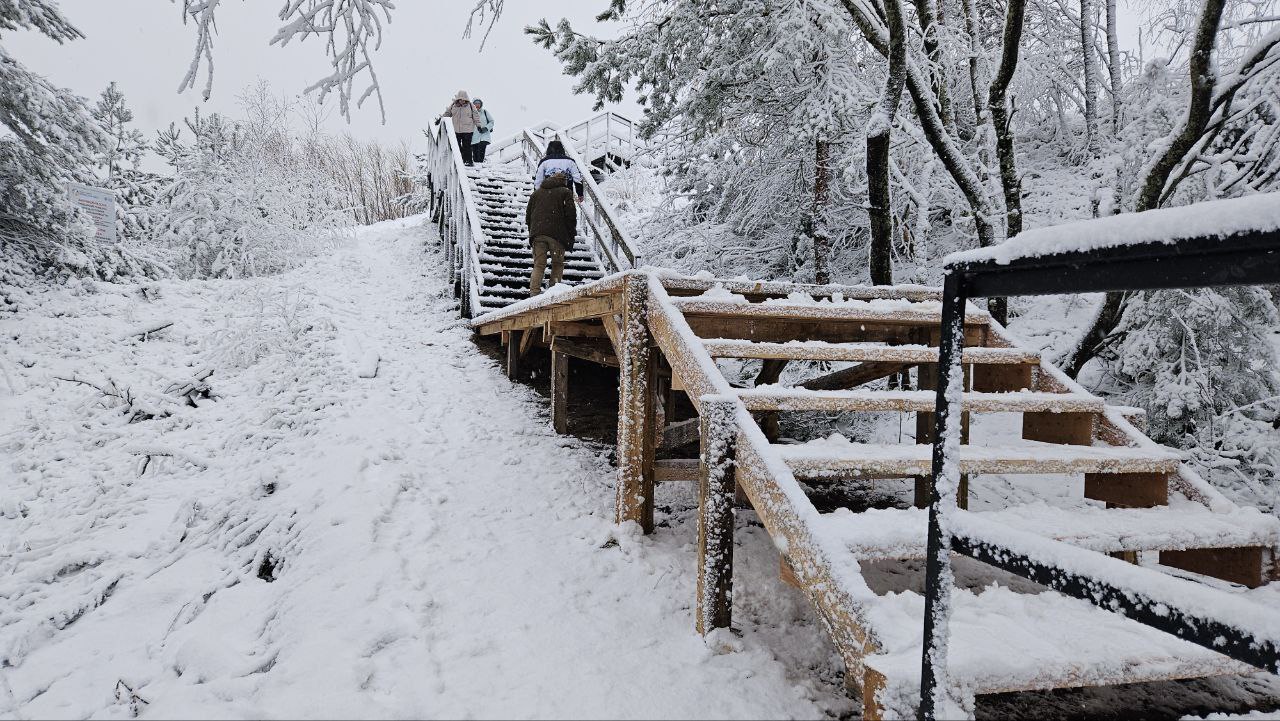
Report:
660,276,944,303
549,337,619,367
549,320,608,338
518,325,539,357
601,314,622,356
737,389,1102,414
1085,472,1170,507
654,458,699,482
616,275,656,533
703,339,1039,365
799,362,914,392
783,445,1180,479
476,294,621,335
661,417,701,450
1161,546,1265,588
972,362,1035,392
779,556,800,589
671,298,990,326
1023,410,1096,446
551,350,568,434
684,315,990,346
697,398,736,635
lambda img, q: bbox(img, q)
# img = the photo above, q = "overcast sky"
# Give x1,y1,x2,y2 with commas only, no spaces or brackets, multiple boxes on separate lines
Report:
10,1,640,157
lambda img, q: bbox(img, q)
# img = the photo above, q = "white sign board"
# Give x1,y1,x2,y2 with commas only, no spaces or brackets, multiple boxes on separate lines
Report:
67,182,117,245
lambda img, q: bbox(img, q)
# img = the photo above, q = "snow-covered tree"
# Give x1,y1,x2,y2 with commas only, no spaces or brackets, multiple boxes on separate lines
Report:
0,0,161,288
92,82,148,181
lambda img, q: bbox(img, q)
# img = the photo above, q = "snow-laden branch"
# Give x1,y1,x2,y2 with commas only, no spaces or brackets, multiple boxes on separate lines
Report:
176,0,396,123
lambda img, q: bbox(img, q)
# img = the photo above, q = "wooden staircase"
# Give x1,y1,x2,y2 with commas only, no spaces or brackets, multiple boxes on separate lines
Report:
465,165,608,314
469,271,1280,719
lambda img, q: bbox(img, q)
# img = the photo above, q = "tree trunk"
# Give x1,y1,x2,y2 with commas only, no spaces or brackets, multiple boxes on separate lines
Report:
1062,0,1227,378
1105,0,1123,131
841,0,1004,320
988,0,1027,240
914,0,954,133
812,139,832,285
960,0,985,129
868,0,908,286
1079,0,1100,157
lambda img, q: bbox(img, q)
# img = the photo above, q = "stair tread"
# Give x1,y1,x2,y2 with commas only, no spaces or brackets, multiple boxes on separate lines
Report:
816,502,1280,560
704,339,1039,364
673,297,990,325
739,387,1102,413
863,581,1251,698
778,437,1180,476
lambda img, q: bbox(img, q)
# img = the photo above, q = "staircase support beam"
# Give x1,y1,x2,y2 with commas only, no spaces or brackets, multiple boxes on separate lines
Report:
616,276,657,533
697,398,737,634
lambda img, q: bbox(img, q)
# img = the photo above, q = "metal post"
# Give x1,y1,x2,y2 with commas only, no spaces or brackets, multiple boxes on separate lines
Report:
606,112,613,170
919,271,968,720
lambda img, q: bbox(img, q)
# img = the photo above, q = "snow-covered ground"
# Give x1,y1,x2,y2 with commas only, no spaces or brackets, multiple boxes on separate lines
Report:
0,218,848,719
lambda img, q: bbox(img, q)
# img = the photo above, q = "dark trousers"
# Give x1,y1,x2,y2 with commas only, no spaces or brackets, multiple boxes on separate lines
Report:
456,132,474,165
473,141,490,163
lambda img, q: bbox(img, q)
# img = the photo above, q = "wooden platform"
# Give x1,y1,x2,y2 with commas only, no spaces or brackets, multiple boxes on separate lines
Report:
471,270,1280,718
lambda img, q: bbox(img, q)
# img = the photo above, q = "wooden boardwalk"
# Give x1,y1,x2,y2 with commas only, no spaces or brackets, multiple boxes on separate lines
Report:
472,270,1279,718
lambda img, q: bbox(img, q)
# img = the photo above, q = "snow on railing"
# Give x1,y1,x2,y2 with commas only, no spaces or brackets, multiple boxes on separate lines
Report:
426,118,487,317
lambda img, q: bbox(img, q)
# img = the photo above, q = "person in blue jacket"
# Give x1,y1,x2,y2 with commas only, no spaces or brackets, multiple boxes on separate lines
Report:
472,98,494,163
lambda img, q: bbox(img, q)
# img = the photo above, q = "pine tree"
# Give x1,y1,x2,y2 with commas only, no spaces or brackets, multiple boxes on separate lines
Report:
92,82,148,182
0,1,160,284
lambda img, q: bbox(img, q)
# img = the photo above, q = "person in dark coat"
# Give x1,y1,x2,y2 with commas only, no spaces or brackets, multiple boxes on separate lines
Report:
525,173,578,295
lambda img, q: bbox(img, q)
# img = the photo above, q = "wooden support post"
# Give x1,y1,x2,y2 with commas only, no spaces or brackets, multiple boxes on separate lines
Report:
551,350,569,434
860,667,889,721
506,330,521,381
755,359,788,442
914,361,972,508
1023,411,1095,445
616,276,656,533
697,397,737,635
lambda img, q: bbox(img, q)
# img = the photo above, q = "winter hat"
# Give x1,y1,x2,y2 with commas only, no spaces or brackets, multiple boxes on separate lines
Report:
473,98,483,105
455,90,470,101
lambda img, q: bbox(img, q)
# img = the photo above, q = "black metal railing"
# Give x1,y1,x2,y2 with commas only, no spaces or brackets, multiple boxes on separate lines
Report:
919,224,1280,719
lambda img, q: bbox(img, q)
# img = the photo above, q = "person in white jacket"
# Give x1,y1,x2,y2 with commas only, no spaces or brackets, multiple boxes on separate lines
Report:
533,140,584,202
437,90,481,166
471,98,495,164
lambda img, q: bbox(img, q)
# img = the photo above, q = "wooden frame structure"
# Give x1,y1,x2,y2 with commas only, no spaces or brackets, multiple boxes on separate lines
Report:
470,269,1280,719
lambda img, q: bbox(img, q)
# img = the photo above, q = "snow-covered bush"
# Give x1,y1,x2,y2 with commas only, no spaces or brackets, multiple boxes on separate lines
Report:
1107,286,1280,510
147,106,353,279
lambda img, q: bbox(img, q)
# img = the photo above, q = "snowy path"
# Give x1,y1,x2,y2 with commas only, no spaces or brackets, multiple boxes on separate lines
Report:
0,219,846,719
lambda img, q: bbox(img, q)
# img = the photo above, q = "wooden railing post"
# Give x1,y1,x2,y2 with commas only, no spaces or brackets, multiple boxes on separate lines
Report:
551,349,569,434
616,274,656,533
697,396,737,634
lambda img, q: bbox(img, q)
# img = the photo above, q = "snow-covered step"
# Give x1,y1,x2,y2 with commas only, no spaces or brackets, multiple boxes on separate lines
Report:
777,437,1180,478
813,503,1280,561
479,256,602,271
482,244,597,261
862,583,1252,709
671,297,990,326
737,388,1102,414
703,339,1039,365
